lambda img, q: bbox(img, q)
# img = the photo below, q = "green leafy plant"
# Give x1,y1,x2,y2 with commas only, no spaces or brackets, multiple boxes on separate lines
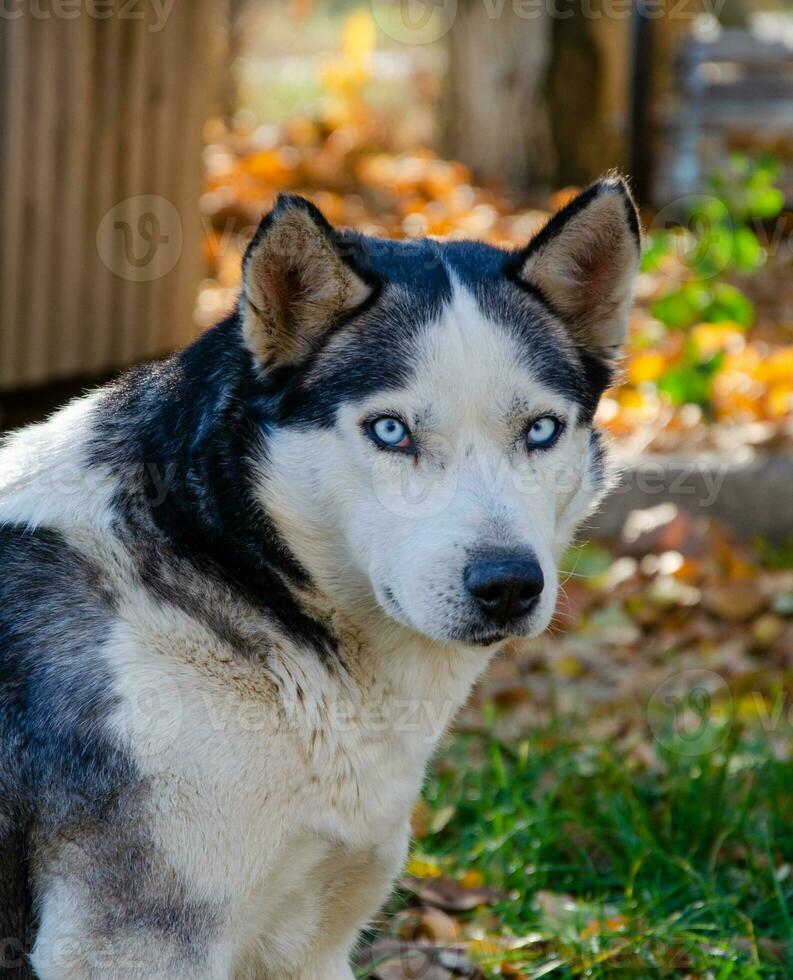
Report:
641,155,785,412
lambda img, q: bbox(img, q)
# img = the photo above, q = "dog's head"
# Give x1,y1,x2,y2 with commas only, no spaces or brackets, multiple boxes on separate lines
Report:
243,181,641,646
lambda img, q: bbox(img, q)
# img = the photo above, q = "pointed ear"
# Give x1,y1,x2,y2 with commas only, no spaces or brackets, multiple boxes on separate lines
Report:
513,177,641,361
241,194,375,367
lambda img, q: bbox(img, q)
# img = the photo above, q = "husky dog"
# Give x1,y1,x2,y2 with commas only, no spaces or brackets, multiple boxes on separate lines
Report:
0,178,640,978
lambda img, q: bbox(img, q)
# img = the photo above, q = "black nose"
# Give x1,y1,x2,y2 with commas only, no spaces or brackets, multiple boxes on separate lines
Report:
464,553,544,625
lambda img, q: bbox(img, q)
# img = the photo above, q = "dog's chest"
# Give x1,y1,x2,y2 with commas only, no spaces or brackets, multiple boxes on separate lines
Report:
108,617,434,884
102,601,485,971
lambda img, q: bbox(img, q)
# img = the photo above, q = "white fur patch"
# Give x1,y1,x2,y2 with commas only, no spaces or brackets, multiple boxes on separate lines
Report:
0,392,118,532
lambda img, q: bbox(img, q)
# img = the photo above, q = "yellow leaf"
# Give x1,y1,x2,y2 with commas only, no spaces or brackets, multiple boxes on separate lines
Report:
554,655,584,679
468,938,504,958
756,347,793,386
691,322,744,360
628,351,666,385
405,856,442,879
341,10,376,63
768,385,793,418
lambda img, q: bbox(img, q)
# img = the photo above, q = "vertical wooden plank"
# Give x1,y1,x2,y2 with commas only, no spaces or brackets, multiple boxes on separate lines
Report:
152,0,196,356
0,18,16,388
76,13,103,377
57,12,94,378
116,11,152,365
13,13,43,386
0,15,29,387
124,2,170,363
0,0,213,392
173,0,216,349
0,20,8,370
26,9,61,386
105,8,137,368
144,0,187,359
87,7,124,373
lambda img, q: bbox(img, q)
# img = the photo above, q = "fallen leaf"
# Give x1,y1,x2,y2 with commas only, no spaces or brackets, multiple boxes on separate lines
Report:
404,858,443,879
703,582,767,622
398,907,461,945
408,876,510,913
411,799,433,839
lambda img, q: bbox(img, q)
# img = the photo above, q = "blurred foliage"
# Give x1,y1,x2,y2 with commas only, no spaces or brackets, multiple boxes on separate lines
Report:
632,155,791,424
201,12,793,456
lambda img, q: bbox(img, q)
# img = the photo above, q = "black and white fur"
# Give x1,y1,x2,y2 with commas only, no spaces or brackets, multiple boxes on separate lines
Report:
0,178,641,978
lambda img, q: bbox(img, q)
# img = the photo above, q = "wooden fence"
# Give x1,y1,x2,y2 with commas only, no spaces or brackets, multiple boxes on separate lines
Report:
0,0,215,391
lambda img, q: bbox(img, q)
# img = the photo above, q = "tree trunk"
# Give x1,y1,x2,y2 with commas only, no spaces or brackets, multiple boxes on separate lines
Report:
441,1,554,194
547,10,628,189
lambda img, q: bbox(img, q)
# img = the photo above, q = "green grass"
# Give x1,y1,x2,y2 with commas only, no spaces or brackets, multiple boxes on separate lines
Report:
404,716,793,978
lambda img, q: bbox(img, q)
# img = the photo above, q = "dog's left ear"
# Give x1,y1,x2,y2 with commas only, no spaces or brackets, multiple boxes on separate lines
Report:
241,194,374,367
513,176,641,362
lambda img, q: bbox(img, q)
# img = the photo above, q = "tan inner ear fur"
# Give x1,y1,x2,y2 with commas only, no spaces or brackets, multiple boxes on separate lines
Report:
242,206,372,366
519,188,640,361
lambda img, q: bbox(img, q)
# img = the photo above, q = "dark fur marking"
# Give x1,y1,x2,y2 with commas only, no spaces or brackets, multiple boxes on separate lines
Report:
588,428,608,495
0,528,222,963
0,526,133,970
279,235,612,428
0,812,33,976
91,819,220,955
89,321,339,660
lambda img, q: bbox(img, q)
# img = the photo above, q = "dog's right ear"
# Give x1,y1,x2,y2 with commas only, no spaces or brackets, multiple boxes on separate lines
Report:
512,176,642,363
241,195,374,367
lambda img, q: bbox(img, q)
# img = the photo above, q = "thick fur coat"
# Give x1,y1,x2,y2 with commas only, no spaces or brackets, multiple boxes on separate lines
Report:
0,179,640,978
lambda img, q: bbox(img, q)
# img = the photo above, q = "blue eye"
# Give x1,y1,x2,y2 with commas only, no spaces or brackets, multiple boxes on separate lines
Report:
526,415,563,449
369,416,413,451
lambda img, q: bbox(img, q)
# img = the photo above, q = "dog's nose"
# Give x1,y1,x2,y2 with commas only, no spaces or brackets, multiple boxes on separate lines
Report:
464,553,544,625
